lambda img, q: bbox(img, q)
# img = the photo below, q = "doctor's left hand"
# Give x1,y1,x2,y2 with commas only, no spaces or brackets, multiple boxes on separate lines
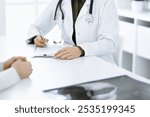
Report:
54,47,82,60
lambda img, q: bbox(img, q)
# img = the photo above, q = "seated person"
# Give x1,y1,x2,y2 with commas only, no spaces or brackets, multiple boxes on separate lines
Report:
0,57,32,92
27,0,119,64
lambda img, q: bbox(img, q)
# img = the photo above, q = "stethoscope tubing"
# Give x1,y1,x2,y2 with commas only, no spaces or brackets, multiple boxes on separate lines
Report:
89,0,94,14
54,0,94,21
54,0,64,20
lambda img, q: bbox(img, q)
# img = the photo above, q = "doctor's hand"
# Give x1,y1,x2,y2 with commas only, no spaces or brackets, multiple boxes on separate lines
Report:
54,47,82,60
34,35,49,47
11,60,32,79
3,56,27,70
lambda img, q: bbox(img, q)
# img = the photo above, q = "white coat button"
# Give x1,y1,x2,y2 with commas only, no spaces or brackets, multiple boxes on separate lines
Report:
77,33,80,35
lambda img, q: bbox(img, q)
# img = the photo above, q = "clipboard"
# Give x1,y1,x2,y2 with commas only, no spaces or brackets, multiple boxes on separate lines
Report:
32,45,64,58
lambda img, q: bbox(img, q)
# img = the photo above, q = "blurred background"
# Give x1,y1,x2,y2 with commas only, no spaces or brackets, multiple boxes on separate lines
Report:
0,0,51,38
115,0,150,79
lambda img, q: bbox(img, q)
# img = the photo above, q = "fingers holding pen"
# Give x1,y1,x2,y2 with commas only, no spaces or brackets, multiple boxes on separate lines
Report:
34,40,45,47
34,35,49,47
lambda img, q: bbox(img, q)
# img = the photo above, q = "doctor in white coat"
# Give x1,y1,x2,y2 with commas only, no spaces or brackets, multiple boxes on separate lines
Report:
0,57,32,92
27,0,119,64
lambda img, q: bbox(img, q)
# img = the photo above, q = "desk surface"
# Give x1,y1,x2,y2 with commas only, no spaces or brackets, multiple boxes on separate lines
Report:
0,36,150,100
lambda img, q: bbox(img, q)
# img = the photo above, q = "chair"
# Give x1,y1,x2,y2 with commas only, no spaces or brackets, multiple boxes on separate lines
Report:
113,36,124,66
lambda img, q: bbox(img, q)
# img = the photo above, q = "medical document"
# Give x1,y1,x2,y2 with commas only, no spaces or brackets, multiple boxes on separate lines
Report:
33,45,64,57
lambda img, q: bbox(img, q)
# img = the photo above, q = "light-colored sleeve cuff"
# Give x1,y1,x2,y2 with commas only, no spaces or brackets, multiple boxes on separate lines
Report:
0,62,4,72
27,24,41,39
0,68,20,92
79,38,116,57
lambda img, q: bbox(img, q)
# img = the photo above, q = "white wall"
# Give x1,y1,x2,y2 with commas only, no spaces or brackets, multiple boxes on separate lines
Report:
115,0,131,9
0,0,6,36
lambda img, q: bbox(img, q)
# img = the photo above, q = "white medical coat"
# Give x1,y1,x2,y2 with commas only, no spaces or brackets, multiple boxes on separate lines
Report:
28,0,119,63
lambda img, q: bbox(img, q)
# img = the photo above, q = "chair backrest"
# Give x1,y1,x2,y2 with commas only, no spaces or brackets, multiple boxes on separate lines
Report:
113,36,124,66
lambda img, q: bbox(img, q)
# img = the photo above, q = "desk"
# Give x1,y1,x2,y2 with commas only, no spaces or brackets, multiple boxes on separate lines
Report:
0,36,150,100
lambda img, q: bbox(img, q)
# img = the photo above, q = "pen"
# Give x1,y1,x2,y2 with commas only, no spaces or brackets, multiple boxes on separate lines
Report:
40,35,46,45
34,35,46,53
40,35,50,47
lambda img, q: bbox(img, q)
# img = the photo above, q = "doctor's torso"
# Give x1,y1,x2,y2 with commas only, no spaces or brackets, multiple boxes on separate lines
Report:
55,0,101,45
31,0,118,63
34,0,117,45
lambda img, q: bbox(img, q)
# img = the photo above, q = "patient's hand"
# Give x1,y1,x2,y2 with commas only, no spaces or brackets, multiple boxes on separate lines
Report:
3,56,26,70
11,60,32,79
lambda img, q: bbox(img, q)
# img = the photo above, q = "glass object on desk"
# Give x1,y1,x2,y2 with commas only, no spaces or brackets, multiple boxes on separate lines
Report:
44,75,150,100
45,82,117,100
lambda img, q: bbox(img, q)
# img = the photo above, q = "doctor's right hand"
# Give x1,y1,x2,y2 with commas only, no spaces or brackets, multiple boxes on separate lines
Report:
34,35,49,47
11,60,32,79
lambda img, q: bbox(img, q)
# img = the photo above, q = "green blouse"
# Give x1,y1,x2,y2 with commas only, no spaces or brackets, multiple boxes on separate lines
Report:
71,0,86,23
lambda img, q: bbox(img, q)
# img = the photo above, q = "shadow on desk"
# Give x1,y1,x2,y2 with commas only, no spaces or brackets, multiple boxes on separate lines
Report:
44,75,150,100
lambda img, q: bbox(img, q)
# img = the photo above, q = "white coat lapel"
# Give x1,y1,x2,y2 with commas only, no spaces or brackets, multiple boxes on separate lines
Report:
61,0,91,41
76,0,91,22
63,0,73,22
62,0,73,40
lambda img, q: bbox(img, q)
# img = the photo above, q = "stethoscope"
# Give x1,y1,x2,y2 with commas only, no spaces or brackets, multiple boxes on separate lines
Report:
54,0,94,24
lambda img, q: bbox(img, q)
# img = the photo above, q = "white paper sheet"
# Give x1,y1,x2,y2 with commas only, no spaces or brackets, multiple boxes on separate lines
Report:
33,46,64,57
